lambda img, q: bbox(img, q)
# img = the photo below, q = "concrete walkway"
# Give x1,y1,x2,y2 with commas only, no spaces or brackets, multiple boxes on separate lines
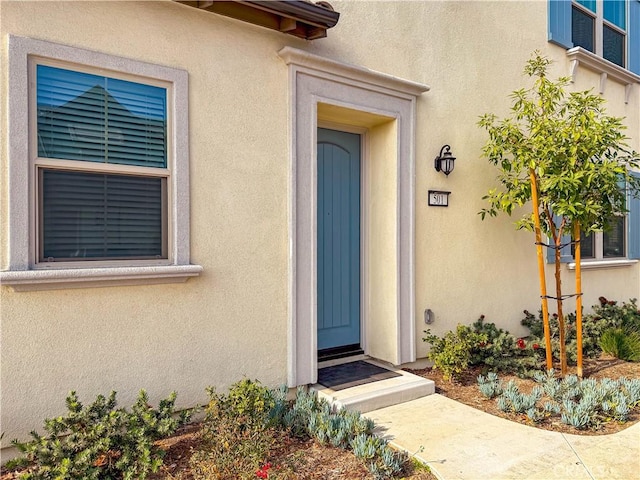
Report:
366,394,640,480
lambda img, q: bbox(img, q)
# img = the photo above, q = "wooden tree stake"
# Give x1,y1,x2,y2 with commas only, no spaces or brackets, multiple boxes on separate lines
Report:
574,222,583,378
530,169,553,370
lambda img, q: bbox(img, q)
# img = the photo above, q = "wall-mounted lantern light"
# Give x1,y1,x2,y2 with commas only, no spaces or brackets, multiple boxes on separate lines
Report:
434,145,456,176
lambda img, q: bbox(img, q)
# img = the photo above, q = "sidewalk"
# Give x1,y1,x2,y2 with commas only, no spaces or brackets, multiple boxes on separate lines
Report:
366,394,640,480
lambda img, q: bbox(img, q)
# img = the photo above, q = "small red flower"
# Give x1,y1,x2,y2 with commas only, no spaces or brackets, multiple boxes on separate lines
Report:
533,343,540,350
516,338,526,349
256,463,272,478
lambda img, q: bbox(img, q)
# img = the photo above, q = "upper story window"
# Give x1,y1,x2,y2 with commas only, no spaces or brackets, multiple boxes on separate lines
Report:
572,0,626,67
1,36,201,290
549,0,640,75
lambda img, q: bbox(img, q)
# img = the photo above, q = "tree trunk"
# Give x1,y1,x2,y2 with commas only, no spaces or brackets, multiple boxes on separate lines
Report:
555,238,567,376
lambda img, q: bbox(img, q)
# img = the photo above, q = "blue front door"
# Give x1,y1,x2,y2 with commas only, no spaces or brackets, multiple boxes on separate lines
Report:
317,128,361,351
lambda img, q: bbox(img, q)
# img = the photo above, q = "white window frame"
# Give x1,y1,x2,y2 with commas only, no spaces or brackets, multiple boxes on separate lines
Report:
1,36,202,290
572,0,627,66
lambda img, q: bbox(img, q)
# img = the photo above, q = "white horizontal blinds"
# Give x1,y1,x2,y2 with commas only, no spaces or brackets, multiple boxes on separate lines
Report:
105,77,166,167
37,66,106,162
41,170,166,261
37,65,167,168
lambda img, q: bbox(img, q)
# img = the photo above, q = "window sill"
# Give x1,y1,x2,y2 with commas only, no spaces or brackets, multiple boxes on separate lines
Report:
567,259,638,270
0,265,203,291
566,47,640,103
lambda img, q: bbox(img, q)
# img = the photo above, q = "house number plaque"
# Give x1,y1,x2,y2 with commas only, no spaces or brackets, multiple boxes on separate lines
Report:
428,190,450,207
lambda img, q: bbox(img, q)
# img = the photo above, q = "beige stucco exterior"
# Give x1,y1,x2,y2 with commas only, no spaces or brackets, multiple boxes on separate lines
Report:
1,0,639,454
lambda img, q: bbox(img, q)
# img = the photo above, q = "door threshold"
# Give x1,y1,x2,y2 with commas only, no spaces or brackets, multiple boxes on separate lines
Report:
318,353,369,369
318,344,364,363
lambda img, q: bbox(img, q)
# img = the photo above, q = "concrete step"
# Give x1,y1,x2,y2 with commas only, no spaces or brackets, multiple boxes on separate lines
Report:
310,358,435,413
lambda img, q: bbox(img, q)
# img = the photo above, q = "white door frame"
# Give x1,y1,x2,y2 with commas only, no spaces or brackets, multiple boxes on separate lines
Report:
279,47,429,386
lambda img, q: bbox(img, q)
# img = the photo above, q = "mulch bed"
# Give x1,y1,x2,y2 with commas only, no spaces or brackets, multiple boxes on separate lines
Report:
406,355,640,436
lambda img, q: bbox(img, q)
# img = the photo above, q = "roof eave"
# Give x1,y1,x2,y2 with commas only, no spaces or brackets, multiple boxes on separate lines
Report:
175,0,340,40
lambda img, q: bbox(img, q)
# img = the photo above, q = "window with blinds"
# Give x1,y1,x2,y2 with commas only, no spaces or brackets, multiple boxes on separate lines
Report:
570,0,627,68
572,216,626,260
35,64,169,263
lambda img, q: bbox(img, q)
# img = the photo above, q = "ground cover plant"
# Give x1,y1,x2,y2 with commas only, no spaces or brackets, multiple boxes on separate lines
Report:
187,380,415,480
478,370,640,429
2,382,434,480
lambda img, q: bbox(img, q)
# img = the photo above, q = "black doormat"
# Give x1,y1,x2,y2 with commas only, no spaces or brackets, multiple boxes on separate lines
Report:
317,360,401,391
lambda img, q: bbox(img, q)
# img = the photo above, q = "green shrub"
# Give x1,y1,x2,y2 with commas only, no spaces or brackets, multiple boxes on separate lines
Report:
521,310,581,363
600,328,640,361
593,297,640,332
520,298,640,364
423,325,487,381
9,390,189,480
471,316,543,375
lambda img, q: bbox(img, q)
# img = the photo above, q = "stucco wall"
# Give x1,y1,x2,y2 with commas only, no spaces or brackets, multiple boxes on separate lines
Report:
367,120,399,361
1,0,639,451
1,0,297,448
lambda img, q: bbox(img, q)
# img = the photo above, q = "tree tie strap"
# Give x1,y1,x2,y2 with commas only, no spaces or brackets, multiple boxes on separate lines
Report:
535,240,579,249
541,293,583,301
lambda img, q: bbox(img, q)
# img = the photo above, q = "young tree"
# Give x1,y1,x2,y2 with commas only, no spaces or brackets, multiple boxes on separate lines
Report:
478,53,640,376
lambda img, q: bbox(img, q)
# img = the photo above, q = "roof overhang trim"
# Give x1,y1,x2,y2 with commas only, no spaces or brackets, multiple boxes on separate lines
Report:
176,1,340,40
